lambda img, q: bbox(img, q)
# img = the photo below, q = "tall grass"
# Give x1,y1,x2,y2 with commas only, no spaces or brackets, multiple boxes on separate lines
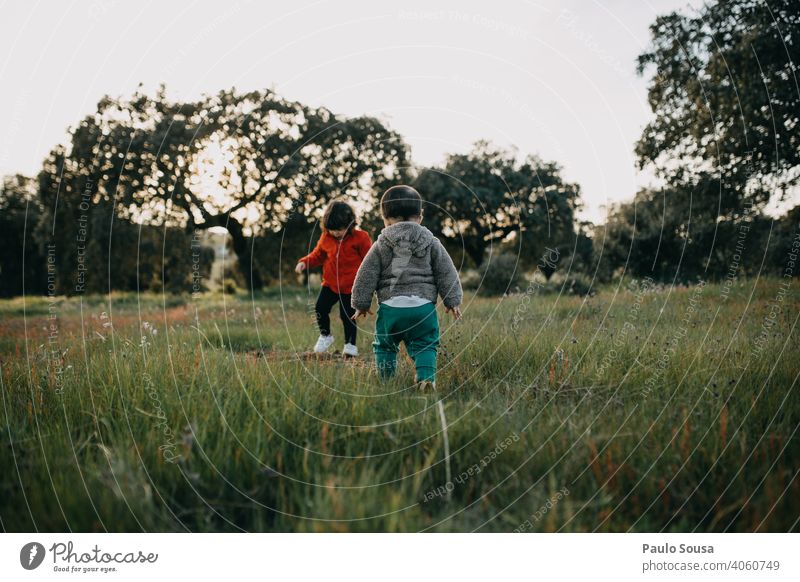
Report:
1,279,797,531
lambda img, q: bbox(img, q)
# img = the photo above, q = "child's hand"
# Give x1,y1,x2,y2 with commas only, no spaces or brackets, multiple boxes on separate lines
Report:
351,308,373,321
294,262,306,274
446,306,462,320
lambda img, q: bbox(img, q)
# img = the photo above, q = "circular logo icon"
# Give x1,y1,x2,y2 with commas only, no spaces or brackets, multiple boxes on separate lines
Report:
20,542,46,570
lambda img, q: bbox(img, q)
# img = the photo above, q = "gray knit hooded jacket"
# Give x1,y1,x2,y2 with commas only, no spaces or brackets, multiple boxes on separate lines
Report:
351,222,463,311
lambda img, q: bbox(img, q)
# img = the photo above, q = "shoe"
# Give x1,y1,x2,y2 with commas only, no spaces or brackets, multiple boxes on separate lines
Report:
343,343,358,357
417,380,436,391
313,334,334,353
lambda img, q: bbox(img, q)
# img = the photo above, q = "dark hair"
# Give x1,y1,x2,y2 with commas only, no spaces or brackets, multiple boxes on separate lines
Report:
380,185,422,220
322,199,357,232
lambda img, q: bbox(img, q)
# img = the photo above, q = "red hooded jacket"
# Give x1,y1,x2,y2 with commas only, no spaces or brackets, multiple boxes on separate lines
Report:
299,228,372,294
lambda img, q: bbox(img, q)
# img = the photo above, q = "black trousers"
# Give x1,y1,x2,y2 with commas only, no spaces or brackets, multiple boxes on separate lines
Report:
315,286,357,344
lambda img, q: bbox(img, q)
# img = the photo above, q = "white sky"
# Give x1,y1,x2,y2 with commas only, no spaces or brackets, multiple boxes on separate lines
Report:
0,0,704,223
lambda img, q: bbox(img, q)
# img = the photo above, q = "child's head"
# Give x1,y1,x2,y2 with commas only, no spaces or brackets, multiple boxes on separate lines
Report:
322,199,357,239
380,185,423,225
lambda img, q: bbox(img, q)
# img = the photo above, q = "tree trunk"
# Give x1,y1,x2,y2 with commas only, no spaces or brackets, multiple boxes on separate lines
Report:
541,260,558,281
197,216,264,290
466,242,485,268
227,221,264,290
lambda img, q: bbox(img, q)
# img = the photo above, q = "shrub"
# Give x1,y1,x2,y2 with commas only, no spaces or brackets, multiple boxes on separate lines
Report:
476,254,522,296
459,269,481,291
544,272,595,296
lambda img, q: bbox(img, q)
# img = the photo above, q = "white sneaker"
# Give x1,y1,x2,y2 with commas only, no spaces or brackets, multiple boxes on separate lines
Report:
313,334,334,353
343,343,358,357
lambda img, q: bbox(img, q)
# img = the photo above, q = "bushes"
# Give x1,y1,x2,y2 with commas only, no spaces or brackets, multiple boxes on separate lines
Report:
462,255,594,297
548,272,595,297
474,254,523,296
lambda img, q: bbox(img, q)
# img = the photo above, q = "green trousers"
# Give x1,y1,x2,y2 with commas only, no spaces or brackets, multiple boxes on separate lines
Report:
373,302,440,382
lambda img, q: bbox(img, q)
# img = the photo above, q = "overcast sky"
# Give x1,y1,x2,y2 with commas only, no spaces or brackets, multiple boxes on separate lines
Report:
0,0,703,222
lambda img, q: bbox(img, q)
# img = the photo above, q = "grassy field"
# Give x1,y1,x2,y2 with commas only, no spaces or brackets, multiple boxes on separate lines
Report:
1,278,798,532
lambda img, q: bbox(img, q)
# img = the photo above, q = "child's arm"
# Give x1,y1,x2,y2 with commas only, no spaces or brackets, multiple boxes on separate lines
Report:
296,235,327,272
350,243,381,317
357,231,372,259
431,240,463,318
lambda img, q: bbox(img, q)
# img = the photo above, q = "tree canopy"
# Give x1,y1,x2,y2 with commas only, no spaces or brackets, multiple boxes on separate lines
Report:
637,0,800,218
413,141,581,273
37,86,410,289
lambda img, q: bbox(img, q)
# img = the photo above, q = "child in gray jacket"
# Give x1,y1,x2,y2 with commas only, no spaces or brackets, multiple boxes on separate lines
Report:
351,185,462,390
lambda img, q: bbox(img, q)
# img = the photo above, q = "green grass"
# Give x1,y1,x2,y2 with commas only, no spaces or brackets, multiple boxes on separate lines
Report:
1,279,798,532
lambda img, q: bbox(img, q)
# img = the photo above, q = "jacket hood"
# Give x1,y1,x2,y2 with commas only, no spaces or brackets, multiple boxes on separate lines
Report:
378,222,434,257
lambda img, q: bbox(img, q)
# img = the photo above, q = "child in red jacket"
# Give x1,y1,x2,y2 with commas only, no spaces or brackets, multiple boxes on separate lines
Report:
295,199,372,356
